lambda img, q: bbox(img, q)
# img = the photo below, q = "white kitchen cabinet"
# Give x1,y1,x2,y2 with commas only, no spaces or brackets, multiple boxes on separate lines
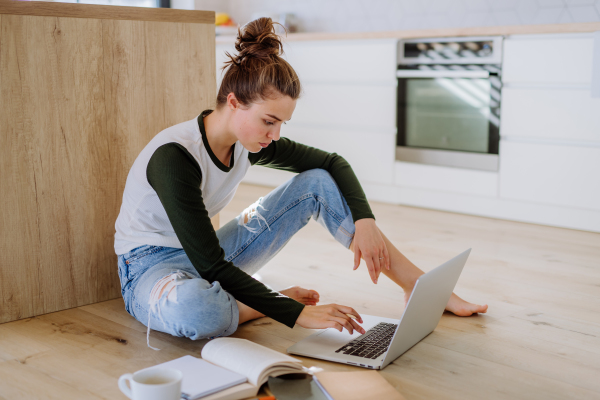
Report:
216,32,600,232
394,162,498,197
291,83,397,132
502,33,594,85
242,127,396,188
371,182,600,233
282,125,396,185
216,43,236,90
494,32,600,231
216,38,398,187
501,87,600,143
217,38,398,86
499,141,600,211
283,39,398,84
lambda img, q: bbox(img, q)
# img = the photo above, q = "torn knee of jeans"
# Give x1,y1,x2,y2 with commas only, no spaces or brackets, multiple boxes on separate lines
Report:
149,270,193,305
146,270,194,351
238,201,271,233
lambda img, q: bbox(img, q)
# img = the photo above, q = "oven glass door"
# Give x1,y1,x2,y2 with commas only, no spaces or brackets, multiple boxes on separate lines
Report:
398,75,500,154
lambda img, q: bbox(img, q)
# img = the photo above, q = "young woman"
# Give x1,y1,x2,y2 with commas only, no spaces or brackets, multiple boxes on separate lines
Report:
114,18,487,349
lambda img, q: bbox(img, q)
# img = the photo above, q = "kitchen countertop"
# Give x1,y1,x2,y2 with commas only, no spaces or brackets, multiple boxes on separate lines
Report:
0,0,214,23
216,21,600,44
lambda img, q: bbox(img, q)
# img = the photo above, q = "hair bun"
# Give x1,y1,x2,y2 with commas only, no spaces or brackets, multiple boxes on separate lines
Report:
231,17,286,67
216,16,301,109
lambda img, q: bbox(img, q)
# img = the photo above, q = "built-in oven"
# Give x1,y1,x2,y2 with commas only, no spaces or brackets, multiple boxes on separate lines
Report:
396,36,503,171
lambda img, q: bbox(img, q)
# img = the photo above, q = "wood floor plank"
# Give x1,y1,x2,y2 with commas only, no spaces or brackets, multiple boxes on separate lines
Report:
499,309,600,354
79,299,148,333
386,342,600,400
425,317,600,392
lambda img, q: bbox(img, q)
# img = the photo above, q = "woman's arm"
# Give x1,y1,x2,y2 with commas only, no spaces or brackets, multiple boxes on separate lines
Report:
248,138,390,283
248,137,375,223
147,143,305,328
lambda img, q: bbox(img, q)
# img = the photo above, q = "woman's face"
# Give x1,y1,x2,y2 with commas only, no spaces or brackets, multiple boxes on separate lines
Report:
228,93,296,153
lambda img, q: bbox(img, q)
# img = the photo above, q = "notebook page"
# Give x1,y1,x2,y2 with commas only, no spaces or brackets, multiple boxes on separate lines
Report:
143,355,247,399
201,338,303,386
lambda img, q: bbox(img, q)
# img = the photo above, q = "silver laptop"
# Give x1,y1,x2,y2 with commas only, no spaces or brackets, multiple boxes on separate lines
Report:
287,249,471,370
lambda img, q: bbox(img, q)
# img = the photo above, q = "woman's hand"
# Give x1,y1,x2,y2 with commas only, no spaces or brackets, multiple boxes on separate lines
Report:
352,218,390,284
296,304,366,335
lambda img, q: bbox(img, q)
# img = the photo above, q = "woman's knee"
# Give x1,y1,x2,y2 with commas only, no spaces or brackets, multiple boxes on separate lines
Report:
295,169,337,193
151,276,239,340
297,168,333,181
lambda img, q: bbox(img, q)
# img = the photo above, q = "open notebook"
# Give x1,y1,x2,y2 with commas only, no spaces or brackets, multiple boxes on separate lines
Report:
145,338,306,400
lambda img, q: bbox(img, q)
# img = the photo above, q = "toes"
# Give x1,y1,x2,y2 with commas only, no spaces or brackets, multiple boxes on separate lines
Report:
460,303,488,316
467,303,487,314
299,288,319,299
447,303,487,317
282,287,320,303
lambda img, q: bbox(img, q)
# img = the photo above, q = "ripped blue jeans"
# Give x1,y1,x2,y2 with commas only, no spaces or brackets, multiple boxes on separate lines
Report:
117,169,357,349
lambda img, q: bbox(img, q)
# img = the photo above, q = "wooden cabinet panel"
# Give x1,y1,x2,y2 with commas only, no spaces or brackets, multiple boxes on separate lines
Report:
0,9,215,323
501,88,600,143
499,141,600,211
1,14,106,321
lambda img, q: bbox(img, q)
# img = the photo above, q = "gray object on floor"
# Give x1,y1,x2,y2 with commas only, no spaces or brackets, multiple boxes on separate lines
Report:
268,375,328,400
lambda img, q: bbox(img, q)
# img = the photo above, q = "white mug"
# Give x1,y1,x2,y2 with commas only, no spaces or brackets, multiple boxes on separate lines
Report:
118,368,182,400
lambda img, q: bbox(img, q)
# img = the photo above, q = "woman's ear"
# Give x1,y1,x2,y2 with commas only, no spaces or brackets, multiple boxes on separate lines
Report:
227,92,239,110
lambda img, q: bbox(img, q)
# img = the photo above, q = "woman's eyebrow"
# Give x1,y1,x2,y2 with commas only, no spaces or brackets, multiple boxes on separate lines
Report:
266,114,291,123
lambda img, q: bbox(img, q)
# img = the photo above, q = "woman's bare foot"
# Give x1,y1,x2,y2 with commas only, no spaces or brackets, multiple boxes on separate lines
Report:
238,286,320,324
403,291,488,317
280,285,320,306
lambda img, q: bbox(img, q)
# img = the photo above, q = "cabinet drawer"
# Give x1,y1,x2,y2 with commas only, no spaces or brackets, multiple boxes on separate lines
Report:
292,83,397,132
503,34,594,85
218,39,398,86
394,162,498,197
499,141,600,210
284,39,398,84
282,126,396,185
501,87,600,143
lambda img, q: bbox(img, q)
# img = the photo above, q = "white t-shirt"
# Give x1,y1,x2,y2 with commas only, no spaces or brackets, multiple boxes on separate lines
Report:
114,112,250,255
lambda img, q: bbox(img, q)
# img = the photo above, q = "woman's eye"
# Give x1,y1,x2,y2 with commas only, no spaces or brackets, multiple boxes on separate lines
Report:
264,120,274,126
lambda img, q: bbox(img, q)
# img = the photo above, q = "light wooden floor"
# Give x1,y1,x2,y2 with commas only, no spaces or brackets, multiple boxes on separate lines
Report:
1,183,599,399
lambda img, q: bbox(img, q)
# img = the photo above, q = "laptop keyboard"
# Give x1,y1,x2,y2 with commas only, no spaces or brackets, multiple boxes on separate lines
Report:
335,322,398,359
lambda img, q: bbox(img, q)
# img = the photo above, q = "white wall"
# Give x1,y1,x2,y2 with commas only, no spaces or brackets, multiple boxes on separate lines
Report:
193,0,228,13
216,0,600,33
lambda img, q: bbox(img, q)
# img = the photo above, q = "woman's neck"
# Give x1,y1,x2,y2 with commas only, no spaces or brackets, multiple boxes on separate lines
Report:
203,108,237,162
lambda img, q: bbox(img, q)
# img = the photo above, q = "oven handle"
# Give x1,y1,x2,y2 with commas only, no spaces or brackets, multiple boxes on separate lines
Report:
396,70,490,78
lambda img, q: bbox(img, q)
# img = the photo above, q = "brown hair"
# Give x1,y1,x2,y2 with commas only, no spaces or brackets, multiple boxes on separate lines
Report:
216,17,302,109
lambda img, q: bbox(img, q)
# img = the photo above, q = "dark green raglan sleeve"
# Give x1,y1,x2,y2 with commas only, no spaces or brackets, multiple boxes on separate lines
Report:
248,137,375,222
146,143,305,328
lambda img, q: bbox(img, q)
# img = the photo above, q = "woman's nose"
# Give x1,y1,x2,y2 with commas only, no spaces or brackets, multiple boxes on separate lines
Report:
268,127,281,141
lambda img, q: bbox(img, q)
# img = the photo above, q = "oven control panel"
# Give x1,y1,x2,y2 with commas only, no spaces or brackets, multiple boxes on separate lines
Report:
398,36,503,65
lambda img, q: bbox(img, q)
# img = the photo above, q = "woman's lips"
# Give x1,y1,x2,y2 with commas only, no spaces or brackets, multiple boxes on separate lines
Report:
259,142,269,148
